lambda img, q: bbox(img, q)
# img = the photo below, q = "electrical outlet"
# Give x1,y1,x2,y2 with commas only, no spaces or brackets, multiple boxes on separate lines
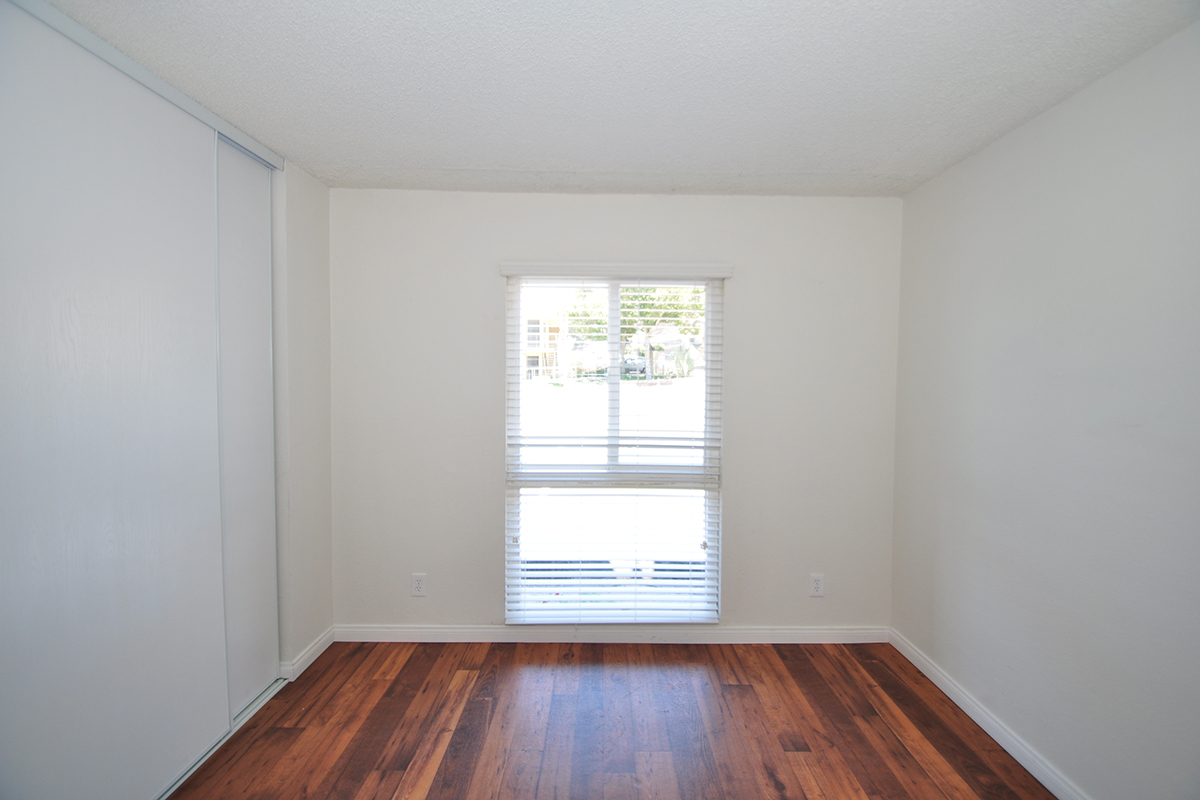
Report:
809,573,825,597
411,573,427,597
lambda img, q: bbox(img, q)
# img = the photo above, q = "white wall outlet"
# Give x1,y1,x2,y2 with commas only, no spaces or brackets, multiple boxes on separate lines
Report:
809,573,825,597
411,573,427,597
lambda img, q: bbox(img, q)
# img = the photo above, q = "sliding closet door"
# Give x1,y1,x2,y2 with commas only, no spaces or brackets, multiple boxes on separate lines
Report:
217,138,280,720
0,3,230,799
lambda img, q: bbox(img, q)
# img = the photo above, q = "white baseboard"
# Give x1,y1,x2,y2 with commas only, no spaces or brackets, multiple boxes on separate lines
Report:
888,629,1090,800
334,623,890,644
279,625,335,680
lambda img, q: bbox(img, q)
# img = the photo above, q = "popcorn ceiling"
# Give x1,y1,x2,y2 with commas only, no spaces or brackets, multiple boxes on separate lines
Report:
43,0,1200,194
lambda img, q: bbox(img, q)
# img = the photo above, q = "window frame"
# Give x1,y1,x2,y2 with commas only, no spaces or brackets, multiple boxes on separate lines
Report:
500,263,731,625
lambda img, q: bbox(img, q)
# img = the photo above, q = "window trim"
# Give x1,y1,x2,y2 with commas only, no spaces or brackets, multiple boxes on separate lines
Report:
500,262,733,280
502,265,730,625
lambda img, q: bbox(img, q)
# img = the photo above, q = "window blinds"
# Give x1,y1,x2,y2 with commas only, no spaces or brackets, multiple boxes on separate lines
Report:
505,276,723,624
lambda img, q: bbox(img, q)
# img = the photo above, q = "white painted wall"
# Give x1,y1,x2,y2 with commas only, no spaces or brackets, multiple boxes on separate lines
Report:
273,163,335,673
330,191,901,635
894,22,1200,800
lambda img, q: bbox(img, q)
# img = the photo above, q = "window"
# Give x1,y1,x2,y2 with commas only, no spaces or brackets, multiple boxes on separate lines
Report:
504,270,725,624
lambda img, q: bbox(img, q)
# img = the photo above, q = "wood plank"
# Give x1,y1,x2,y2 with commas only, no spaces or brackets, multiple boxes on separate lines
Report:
603,644,638,775
509,642,560,754
179,702,293,789
390,668,480,800
246,690,381,796
785,753,830,800
372,642,418,681
753,647,878,800
774,644,911,800
464,643,541,800
498,747,548,800
748,651,873,800
634,751,682,800
424,696,494,800
553,643,581,696
689,662,763,799
651,646,726,800
347,770,383,800
458,641,495,672
533,692,576,800
277,642,378,729
292,643,436,798
852,644,1055,800
801,741,874,800
169,642,1056,800
708,644,751,686
265,642,360,728
473,642,517,701
803,645,879,721
853,715,951,800
371,772,406,800
568,643,607,799
834,648,990,800
248,652,396,800
734,645,813,753
172,726,303,800
720,683,810,800
172,645,373,798
626,643,671,752
376,643,472,772
423,645,513,800
323,646,449,799
730,645,766,686
603,772,639,800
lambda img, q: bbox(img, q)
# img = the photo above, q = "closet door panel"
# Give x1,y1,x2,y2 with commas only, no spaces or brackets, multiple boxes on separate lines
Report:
0,4,230,799
217,137,280,719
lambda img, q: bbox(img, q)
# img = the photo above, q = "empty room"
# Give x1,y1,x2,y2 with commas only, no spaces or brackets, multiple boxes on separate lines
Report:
1,1,1197,799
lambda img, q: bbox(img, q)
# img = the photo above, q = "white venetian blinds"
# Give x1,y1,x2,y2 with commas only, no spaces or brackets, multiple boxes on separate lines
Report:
504,273,724,624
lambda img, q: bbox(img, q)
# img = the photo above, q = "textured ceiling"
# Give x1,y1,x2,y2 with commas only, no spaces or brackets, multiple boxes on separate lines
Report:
42,0,1200,194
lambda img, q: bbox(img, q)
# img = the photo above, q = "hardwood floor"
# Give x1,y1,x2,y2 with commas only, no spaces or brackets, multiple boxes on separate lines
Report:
171,642,1055,800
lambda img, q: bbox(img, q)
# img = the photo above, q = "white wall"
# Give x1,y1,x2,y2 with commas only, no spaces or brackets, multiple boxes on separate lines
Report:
273,163,335,674
894,22,1200,800
330,191,901,636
